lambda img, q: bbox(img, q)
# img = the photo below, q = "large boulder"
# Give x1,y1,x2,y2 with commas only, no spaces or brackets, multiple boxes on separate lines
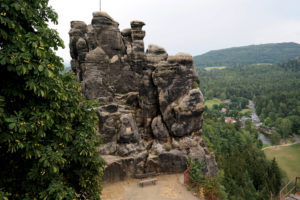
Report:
152,53,204,137
92,12,125,57
159,150,188,173
151,115,169,141
146,44,168,63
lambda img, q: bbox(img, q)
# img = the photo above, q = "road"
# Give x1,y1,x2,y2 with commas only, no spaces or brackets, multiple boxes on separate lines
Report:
247,100,271,145
248,100,261,125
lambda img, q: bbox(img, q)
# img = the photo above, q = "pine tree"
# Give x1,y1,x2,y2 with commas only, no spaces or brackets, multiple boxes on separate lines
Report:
268,158,282,195
0,0,105,199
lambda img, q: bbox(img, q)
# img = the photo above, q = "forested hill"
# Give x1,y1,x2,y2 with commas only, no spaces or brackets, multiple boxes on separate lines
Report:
198,59,300,138
194,42,300,67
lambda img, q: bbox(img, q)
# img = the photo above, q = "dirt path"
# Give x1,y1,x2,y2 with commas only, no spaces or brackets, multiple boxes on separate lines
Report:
262,141,300,151
101,174,199,200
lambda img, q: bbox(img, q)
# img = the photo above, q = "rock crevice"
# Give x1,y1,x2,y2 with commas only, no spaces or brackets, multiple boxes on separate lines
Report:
69,11,218,183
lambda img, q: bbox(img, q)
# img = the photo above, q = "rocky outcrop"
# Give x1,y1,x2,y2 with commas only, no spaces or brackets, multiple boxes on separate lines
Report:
69,11,217,183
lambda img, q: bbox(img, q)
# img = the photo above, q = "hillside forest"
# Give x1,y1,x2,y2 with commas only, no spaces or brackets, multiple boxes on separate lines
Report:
189,58,300,199
194,42,300,67
197,59,300,140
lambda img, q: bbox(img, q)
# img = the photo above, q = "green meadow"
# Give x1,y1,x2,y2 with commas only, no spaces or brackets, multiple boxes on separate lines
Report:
264,143,300,179
204,66,227,71
205,99,223,109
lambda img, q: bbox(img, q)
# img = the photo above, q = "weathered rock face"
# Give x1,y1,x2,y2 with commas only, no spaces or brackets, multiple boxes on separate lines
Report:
69,11,217,183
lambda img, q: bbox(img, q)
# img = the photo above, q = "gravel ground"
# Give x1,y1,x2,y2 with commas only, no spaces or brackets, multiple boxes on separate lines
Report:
101,174,199,200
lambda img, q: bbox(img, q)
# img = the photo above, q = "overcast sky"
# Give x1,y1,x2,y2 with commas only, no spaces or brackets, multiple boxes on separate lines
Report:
48,0,300,63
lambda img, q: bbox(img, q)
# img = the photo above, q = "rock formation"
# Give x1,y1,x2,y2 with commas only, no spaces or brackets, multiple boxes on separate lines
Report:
69,12,218,183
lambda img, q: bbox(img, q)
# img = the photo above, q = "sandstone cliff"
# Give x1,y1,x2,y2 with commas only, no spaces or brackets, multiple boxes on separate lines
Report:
69,12,217,183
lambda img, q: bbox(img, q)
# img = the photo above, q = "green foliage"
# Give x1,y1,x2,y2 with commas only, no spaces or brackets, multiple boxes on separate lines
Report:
0,1,105,199
196,54,296,198
194,42,300,67
192,81,199,89
277,119,293,138
270,131,281,145
287,115,300,134
268,158,282,195
188,159,205,184
240,108,251,117
188,159,227,199
278,58,300,72
0,189,10,200
202,115,285,199
198,61,300,137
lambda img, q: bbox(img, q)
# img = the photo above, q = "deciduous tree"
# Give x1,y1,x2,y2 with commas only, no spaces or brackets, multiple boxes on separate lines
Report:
0,1,105,199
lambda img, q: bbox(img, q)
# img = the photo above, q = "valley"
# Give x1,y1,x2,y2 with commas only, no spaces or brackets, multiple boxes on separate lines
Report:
198,56,300,198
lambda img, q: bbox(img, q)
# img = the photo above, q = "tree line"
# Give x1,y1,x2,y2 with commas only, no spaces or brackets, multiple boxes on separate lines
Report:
194,42,300,67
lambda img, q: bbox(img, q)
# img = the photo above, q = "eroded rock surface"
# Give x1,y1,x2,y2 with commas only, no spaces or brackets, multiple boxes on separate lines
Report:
69,11,217,183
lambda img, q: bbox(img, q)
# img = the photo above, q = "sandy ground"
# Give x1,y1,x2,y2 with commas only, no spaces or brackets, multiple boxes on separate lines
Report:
101,174,199,200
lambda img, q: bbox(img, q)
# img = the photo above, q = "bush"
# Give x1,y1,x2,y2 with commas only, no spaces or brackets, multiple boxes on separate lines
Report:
270,131,281,145
188,159,227,199
193,81,199,89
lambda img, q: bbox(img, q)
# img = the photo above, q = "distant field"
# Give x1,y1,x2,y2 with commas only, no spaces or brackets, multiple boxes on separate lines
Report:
240,108,251,115
264,143,300,179
250,63,273,66
204,66,227,71
240,108,251,113
205,99,222,109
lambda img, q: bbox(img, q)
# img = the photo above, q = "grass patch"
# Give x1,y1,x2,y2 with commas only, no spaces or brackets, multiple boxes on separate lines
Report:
262,144,270,148
240,108,251,116
264,143,300,179
205,99,222,109
204,66,227,71
250,63,273,66
240,108,251,114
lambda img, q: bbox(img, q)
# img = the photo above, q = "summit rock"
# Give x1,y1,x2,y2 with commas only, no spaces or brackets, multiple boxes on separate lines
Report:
69,12,218,183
